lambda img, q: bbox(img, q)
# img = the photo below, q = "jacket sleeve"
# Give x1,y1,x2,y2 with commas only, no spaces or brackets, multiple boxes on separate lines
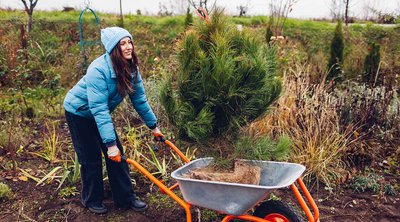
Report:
129,71,157,129
86,67,116,146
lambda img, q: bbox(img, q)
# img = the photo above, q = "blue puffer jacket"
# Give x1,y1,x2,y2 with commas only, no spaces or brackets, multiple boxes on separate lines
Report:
63,53,157,146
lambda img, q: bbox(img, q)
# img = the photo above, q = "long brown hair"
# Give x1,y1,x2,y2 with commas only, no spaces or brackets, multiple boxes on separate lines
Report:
110,40,139,96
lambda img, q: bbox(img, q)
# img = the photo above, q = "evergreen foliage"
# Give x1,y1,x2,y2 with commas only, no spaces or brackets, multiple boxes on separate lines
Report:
327,20,344,81
184,7,193,29
234,135,292,161
265,18,274,44
363,43,381,86
160,9,282,142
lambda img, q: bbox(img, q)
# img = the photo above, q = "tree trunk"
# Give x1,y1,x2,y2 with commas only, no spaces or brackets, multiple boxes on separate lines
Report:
21,0,38,32
119,0,124,27
344,0,350,26
28,13,33,32
20,24,28,61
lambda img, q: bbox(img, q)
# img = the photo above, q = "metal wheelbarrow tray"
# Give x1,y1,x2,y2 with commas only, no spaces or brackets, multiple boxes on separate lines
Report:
171,157,306,215
124,137,319,221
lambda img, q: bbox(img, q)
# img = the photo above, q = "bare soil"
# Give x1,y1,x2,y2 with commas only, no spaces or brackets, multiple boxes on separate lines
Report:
1,159,399,222
184,160,261,185
0,120,399,221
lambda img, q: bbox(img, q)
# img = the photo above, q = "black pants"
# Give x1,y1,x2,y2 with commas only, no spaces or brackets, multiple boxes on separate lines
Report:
65,110,135,207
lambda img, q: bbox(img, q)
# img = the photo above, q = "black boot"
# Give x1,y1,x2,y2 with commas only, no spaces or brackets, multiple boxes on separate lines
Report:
130,199,148,212
115,198,148,212
84,202,107,214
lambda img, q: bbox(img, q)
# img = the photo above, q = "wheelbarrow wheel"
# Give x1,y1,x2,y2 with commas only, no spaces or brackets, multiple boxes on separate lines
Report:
253,200,301,222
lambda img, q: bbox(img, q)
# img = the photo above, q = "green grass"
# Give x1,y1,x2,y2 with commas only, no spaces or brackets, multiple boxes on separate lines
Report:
0,182,12,201
0,86,65,120
1,9,398,126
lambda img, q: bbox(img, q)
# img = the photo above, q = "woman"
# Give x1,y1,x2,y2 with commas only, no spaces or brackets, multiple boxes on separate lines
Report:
63,27,163,214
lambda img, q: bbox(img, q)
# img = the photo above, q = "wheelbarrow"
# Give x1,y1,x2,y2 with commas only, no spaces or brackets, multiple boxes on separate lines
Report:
122,136,319,222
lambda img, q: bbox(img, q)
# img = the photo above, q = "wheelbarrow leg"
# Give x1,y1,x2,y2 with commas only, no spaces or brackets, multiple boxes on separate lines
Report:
291,178,320,222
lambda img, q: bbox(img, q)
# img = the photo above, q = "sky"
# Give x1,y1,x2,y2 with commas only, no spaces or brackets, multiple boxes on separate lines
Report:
0,0,399,19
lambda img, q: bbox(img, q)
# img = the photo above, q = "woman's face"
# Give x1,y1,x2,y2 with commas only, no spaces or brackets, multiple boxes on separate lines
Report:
119,37,133,60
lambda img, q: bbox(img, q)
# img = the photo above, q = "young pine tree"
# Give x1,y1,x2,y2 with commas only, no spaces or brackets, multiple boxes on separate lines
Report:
265,18,274,44
160,9,282,142
184,7,193,29
327,20,344,81
363,43,381,86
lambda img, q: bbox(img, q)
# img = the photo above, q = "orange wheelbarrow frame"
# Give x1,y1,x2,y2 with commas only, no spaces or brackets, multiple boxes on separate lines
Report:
123,138,320,222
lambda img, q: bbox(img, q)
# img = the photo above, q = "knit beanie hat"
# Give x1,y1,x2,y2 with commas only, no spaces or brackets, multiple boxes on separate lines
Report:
101,27,132,54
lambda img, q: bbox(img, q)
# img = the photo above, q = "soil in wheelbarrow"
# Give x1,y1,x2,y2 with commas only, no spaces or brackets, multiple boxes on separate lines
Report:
183,159,261,185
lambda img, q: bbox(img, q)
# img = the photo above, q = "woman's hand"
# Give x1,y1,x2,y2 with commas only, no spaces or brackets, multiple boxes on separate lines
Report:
151,127,164,141
107,145,121,162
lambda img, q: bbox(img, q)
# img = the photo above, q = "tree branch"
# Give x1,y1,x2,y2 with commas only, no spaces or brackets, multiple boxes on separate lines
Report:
32,0,39,9
20,0,29,13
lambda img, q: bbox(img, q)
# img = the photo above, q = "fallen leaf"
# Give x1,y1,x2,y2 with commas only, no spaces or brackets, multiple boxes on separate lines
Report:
18,176,28,182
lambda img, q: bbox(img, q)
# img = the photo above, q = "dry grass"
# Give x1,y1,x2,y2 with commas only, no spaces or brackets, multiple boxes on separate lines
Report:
249,64,358,187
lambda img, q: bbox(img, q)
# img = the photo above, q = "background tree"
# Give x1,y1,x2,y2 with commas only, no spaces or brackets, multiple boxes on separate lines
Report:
327,20,344,81
265,19,274,43
158,2,174,16
173,0,189,15
361,0,379,21
237,1,251,17
330,0,344,21
158,0,190,15
237,5,248,17
160,9,282,142
188,0,217,15
330,0,353,24
21,0,38,32
118,0,124,27
267,0,298,36
184,7,193,28
344,0,350,25
363,43,381,86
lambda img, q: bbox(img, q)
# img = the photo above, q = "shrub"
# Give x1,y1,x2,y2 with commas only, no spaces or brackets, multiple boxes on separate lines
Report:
265,19,274,44
184,7,193,28
0,182,12,201
160,9,282,142
249,65,356,187
349,173,397,195
350,174,382,193
327,20,344,81
384,184,397,196
363,43,381,86
336,83,397,140
377,13,397,24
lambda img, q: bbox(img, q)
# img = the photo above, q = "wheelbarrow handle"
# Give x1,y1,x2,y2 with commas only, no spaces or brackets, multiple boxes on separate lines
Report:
152,131,165,142
151,135,191,164
122,136,190,164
